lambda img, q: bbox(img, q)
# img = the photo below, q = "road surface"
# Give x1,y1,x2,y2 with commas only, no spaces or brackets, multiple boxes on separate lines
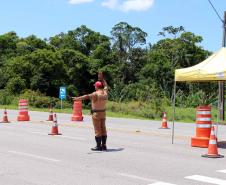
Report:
0,109,226,185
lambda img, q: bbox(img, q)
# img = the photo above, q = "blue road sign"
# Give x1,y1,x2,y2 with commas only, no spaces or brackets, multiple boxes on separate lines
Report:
59,86,66,100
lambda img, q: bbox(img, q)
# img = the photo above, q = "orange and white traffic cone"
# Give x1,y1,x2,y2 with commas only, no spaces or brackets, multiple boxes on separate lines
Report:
47,108,53,121
159,112,169,129
48,114,62,135
202,126,224,158
0,108,10,123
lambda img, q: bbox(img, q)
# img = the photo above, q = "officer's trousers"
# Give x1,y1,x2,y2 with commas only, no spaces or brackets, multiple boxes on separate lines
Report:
92,112,107,137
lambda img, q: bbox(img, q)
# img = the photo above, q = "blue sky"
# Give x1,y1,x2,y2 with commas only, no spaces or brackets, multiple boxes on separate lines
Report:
0,0,225,51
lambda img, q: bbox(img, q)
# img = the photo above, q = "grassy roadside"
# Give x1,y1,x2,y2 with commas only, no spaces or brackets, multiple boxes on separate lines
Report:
0,104,221,124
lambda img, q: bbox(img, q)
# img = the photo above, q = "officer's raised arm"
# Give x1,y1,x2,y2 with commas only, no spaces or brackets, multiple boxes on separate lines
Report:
98,72,108,91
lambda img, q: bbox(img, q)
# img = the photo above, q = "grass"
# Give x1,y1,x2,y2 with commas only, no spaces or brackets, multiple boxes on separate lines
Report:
0,104,222,124
165,106,220,123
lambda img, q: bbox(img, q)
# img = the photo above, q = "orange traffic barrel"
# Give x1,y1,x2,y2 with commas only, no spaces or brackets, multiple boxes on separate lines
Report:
71,101,83,121
17,99,30,121
191,106,212,147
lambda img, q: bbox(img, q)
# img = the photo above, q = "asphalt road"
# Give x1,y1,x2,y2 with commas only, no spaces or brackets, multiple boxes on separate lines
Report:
0,109,226,185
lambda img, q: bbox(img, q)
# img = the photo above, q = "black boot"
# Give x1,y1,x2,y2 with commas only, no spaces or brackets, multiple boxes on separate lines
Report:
101,135,107,151
91,136,102,151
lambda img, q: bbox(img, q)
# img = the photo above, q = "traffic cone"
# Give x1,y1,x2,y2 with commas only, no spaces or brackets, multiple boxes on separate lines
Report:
0,108,10,123
48,114,62,135
202,126,224,158
159,112,169,129
47,108,53,121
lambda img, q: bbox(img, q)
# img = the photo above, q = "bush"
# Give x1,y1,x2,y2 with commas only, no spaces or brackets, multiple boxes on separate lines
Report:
0,90,16,105
6,76,26,94
20,90,58,108
107,99,167,119
54,100,73,109
32,96,52,108
176,90,217,108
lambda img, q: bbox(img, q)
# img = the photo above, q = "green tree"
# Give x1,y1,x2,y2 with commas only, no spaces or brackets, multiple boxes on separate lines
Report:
5,49,67,96
139,26,210,100
50,25,110,56
16,35,50,55
28,49,67,96
110,22,148,84
6,76,26,94
0,32,18,65
59,49,92,95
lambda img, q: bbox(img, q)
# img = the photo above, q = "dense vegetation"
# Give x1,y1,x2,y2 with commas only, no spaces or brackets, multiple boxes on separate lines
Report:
0,22,218,119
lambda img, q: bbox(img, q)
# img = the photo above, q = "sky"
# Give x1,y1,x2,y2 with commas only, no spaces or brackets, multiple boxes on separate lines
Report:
0,0,225,52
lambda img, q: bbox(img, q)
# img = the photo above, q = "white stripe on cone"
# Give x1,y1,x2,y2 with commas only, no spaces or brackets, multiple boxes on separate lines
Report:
209,140,217,145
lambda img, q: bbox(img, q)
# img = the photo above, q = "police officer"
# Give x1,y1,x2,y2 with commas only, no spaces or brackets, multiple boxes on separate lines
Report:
73,72,108,151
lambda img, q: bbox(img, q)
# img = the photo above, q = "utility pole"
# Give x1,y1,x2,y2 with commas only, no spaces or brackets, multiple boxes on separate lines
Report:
219,11,226,121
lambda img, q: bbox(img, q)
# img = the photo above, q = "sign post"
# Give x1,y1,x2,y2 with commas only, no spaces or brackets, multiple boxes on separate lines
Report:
59,86,66,109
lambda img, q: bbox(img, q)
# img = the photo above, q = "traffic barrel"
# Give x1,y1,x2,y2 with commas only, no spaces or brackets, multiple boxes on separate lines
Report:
159,112,169,129
17,99,30,121
0,108,10,123
191,106,212,147
48,114,62,135
202,126,224,158
71,101,83,121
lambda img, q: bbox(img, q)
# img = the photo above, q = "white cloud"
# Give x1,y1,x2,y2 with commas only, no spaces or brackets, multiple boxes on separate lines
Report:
101,0,118,9
120,0,154,12
68,0,154,12
68,0,94,5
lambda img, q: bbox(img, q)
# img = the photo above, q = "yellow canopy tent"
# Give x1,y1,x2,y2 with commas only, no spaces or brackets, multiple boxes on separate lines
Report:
172,47,226,143
175,47,226,81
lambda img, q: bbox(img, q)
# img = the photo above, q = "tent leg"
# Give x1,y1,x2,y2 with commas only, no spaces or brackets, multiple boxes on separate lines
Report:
216,82,221,137
172,81,176,144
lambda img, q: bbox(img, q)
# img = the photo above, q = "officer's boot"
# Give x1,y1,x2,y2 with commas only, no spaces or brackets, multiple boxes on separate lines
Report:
101,135,107,151
91,136,102,151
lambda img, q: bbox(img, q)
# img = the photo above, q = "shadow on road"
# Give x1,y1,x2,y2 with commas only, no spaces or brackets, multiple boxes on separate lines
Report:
218,141,226,149
87,148,124,154
106,148,124,152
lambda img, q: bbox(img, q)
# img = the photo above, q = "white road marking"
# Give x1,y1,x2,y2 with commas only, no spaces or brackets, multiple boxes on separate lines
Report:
30,131,47,136
119,173,176,185
185,175,226,185
60,135,87,141
217,170,226,173
148,182,176,185
31,131,86,141
119,173,156,182
8,151,60,162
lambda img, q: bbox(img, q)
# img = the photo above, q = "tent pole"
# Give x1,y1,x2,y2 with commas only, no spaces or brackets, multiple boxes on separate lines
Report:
219,11,226,121
216,81,221,137
172,81,176,144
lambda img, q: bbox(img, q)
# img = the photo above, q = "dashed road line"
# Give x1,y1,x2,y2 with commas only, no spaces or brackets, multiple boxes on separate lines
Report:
119,173,176,185
30,131,87,140
185,175,226,185
148,182,176,185
60,135,87,141
119,173,156,183
8,151,60,162
217,170,226,174
30,131,47,136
